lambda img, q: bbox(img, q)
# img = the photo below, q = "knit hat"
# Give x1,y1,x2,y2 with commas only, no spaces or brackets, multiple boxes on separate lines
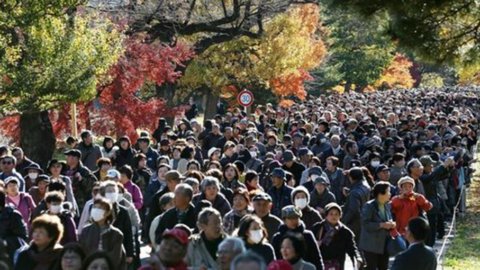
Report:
398,176,415,188
291,186,310,204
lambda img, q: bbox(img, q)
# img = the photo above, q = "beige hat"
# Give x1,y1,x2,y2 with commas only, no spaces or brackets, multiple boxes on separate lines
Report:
398,176,415,188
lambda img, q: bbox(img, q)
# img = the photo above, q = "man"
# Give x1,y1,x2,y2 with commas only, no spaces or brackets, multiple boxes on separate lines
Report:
217,237,246,270
140,228,190,270
271,205,323,269
202,123,223,157
252,193,283,242
230,251,267,270
0,155,25,192
391,217,437,270
62,149,97,212
155,183,197,244
375,165,398,197
11,147,34,177
267,168,293,217
320,135,344,164
76,130,103,171
342,140,359,170
309,176,336,216
281,150,306,187
137,136,159,172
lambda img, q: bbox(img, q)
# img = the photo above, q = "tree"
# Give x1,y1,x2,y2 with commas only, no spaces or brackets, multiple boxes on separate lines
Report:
420,73,445,88
374,53,415,90
0,2,124,166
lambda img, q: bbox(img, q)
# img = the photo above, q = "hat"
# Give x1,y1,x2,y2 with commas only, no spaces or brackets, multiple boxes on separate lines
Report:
267,260,293,270
252,193,272,202
165,170,184,182
24,163,44,174
314,175,330,185
291,186,310,203
64,149,82,158
137,136,150,143
281,205,302,219
4,176,20,186
163,228,189,246
398,176,415,188
160,139,170,146
293,132,303,139
298,148,313,156
375,165,390,175
106,169,120,179
186,136,197,143
36,174,50,184
308,166,323,177
282,150,295,162
207,147,220,158
271,168,286,180
419,155,438,167
324,202,342,215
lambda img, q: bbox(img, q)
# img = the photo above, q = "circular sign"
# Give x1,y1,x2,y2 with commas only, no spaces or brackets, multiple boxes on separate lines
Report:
237,90,254,107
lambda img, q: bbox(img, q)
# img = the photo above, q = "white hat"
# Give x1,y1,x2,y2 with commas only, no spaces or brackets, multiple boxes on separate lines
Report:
208,147,220,158
106,169,121,179
397,176,415,188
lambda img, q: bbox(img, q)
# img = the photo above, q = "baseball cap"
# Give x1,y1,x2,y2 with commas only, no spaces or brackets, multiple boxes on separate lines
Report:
419,155,438,167
252,193,272,202
64,149,82,158
271,168,286,180
281,205,302,219
375,165,390,175
314,176,330,185
4,176,20,186
163,228,189,246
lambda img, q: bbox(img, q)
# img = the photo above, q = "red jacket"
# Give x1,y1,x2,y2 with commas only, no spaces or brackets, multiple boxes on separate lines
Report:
391,193,432,235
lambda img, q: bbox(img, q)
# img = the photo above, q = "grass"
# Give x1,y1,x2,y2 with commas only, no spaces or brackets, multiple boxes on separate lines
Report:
443,146,480,269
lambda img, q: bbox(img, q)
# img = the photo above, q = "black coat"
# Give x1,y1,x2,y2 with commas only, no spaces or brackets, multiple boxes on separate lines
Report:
245,242,276,264
155,204,197,244
0,206,28,263
272,223,324,270
312,220,361,270
391,243,437,270
260,214,283,242
283,162,306,187
341,180,371,241
113,203,134,258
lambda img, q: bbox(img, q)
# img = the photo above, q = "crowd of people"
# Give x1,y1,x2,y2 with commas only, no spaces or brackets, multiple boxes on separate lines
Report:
0,87,479,270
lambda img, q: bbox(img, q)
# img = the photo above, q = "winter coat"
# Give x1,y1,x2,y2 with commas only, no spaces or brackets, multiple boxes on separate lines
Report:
6,192,36,227
268,184,293,217
358,200,392,255
76,142,103,171
309,189,336,213
62,163,97,213
341,180,371,241
14,243,62,270
391,193,432,235
115,147,136,168
300,206,323,231
260,213,283,242
325,169,346,204
283,162,307,187
245,242,276,264
186,233,224,270
292,259,317,270
0,206,28,263
154,204,197,244
192,193,232,216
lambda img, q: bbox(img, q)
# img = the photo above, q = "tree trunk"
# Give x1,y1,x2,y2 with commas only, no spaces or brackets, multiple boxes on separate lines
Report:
203,88,218,122
20,111,56,169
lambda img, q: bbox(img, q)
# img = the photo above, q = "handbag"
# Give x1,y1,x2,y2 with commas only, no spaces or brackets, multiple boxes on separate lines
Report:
387,231,407,256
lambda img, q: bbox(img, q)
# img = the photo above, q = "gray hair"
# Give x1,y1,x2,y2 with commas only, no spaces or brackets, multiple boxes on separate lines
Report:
200,176,220,192
218,237,246,256
231,251,267,270
407,158,422,174
197,207,221,226
174,183,193,200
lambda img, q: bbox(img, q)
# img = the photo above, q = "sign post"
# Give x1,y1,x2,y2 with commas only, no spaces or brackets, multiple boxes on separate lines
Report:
237,89,254,115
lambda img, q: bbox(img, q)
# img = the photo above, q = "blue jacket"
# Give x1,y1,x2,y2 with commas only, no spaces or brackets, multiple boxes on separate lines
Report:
268,184,293,217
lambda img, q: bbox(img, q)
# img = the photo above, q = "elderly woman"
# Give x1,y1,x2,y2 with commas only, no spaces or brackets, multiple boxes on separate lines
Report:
236,214,276,264
291,186,322,230
4,176,36,228
217,237,246,270
192,176,231,216
223,188,252,234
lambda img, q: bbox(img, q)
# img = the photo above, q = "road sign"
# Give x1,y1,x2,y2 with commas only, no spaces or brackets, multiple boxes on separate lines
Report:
237,89,254,107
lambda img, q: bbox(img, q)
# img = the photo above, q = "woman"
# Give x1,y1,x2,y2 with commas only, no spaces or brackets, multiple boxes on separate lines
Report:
169,147,183,171
115,136,136,168
29,175,50,205
145,164,170,207
192,176,231,216
5,176,36,228
15,214,64,270
177,146,195,174
93,158,112,182
101,137,118,163
236,214,276,264
280,232,317,270
312,203,362,270
325,157,346,204
82,251,115,270
358,181,396,270
44,191,77,245
60,243,86,270
48,159,78,213
222,163,246,191
223,188,252,234
245,171,264,192
132,153,152,194
79,198,126,270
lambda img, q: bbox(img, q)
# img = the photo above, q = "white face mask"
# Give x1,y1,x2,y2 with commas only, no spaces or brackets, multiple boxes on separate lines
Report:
90,208,105,222
249,229,263,244
49,204,62,214
295,198,308,209
105,192,118,203
370,161,381,167
249,151,257,158
28,172,38,180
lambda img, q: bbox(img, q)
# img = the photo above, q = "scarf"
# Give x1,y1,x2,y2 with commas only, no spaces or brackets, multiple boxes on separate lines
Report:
321,222,341,246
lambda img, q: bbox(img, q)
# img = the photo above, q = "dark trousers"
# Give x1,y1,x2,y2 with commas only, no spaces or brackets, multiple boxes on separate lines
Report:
426,212,438,246
364,251,389,270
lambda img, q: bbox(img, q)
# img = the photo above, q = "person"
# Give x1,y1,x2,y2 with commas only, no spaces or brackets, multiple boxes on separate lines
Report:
47,159,78,213
14,214,64,270
309,176,336,217
324,156,346,204
77,183,101,235
154,183,197,244
341,167,371,242
192,176,231,216
23,163,44,191
291,185,322,230
217,237,246,270
115,136,136,168
4,176,36,227
280,232,317,270
141,228,190,270
222,163,246,192
389,153,407,185
236,214,276,264
93,158,112,182
223,188,252,234
44,191,77,244
359,182,395,270
391,217,437,270
252,193,283,242
118,165,144,210
82,251,115,270
62,149,97,213
76,130,103,171
137,136,159,172
230,251,267,270
11,147,35,177
312,203,362,270
245,170,264,192
132,153,152,194
28,174,50,205
391,176,432,236
79,198,126,270
149,192,174,248
0,187,28,264
100,137,118,163
282,150,306,187
272,205,323,268
0,155,25,192
59,242,86,270
268,168,293,217
144,164,169,208
186,207,227,269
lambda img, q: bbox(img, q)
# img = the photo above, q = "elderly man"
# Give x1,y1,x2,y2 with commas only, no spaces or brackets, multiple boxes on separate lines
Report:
217,237,246,270
140,228,190,270
252,193,283,242
0,155,25,192
76,130,103,171
231,251,267,270
155,183,197,244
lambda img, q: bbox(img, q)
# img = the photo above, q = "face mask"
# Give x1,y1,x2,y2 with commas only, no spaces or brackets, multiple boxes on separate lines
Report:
249,151,257,158
370,161,381,167
295,198,308,209
249,229,263,244
90,208,105,222
105,192,118,203
28,172,38,180
49,204,62,214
